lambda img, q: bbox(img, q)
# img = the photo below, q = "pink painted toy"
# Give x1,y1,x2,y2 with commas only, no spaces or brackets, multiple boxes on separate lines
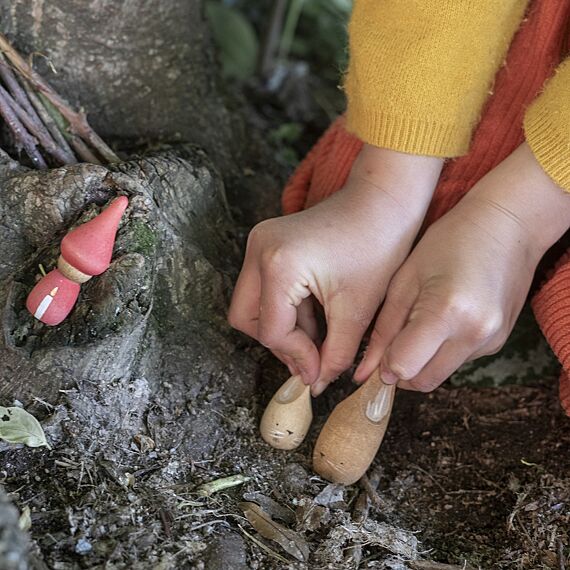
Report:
26,196,128,326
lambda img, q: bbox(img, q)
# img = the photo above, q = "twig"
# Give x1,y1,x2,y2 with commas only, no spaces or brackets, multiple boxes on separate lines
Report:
559,539,566,570
36,92,101,164
0,32,119,163
0,85,46,168
21,80,77,162
238,524,290,564
0,55,44,129
358,468,387,512
0,82,72,165
409,562,475,570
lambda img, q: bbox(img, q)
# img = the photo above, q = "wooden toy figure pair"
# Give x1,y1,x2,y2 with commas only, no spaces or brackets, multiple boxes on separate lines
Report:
260,369,396,485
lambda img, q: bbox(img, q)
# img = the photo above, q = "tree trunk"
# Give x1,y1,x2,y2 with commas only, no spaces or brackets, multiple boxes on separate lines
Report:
0,2,284,568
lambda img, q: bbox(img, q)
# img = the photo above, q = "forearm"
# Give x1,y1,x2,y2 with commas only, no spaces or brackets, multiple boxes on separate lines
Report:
460,143,570,262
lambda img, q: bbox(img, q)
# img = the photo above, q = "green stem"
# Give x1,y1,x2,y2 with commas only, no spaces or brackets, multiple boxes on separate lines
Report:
278,0,305,62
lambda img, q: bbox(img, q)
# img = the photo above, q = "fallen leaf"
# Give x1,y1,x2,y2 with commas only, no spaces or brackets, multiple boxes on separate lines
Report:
296,497,330,532
239,501,309,562
18,506,31,531
197,474,250,497
0,407,49,448
243,491,295,524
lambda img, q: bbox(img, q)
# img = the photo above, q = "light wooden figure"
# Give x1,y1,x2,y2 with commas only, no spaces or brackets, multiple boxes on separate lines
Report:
260,375,312,450
313,368,396,485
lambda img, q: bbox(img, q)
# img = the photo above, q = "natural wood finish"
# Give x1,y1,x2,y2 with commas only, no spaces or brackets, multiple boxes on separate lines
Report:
57,255,92,283
313,369,396,485
260,375,312,450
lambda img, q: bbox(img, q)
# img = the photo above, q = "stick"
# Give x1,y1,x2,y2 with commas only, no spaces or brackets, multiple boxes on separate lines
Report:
0,32,119,163
0,56,76,163
0,86,46,168
0,83,72,165
313,369,396,485
21,79,77,162
35,92,101,164
0,55,43,127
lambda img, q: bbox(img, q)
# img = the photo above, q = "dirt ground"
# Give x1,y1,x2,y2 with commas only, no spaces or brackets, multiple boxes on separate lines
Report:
2,341,569,569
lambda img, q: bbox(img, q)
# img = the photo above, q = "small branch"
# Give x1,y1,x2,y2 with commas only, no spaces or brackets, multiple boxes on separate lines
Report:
358,468,388,512
0,32,119,164
0,82,73,165
0,55,41,123
0,55,77,163
559,539,566,570
21,79,77,162
0,86,46,168
36,92,101,164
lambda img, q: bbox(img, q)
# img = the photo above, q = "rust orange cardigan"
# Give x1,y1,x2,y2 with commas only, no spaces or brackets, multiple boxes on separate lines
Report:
281,1,570,414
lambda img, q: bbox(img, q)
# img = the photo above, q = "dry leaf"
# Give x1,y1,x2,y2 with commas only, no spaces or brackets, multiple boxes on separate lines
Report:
0,407,49,448
18,506,31,531
242,491,295,524
239,501,309,562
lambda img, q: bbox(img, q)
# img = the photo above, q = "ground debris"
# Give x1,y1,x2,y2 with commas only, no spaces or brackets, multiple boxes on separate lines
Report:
243,491,296,524
409,561,478,570
314,483,347,509
197,474,250,497
316,518,420,564
239,501,310,562
296,497,330,532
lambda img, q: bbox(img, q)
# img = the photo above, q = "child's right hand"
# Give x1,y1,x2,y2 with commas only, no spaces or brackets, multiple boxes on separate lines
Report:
228,144,443,395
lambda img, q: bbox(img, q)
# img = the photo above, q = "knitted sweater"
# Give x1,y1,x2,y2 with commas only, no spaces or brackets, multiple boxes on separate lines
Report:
345,0,570,191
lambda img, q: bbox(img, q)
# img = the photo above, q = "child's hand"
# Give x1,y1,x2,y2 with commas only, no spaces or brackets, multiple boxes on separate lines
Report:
355,143,570,392
229,145,443,393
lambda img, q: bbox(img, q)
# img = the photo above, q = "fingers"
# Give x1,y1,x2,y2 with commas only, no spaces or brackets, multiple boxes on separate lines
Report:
311,298,375,396
257,267,320,385
354,275,417,383
228,257,261,339
396,340,472,392
379,308,451,385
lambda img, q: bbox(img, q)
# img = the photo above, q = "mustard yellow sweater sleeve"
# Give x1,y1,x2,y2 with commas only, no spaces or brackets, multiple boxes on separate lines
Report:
524,58,570,192
345,0,529,157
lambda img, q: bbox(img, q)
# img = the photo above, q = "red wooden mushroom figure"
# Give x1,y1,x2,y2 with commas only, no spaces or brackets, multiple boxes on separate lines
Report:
26,196,128,326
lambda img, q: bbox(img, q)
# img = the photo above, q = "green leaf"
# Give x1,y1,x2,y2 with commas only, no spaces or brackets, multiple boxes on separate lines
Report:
206,2,259,80
0,407,49,448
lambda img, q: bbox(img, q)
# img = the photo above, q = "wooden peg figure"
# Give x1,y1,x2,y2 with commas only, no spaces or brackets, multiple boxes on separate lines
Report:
26,196,128,326
313,368,396,485
260,375,313,450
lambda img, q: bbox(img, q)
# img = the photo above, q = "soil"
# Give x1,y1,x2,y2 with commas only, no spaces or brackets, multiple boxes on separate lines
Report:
2,351,569,569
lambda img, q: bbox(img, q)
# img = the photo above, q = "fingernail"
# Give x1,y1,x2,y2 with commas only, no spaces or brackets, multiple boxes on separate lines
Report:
380,364,399,385
353,365,365,383
311,380,326,397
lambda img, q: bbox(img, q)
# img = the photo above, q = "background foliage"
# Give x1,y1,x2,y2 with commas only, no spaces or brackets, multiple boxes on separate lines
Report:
206,0,352,166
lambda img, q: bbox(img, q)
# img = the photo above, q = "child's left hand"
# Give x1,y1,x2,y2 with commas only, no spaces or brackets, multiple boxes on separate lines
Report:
354,143,570,392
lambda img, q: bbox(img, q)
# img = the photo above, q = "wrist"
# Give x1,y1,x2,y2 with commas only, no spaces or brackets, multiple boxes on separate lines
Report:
466,143,570,260
346,143,444,219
